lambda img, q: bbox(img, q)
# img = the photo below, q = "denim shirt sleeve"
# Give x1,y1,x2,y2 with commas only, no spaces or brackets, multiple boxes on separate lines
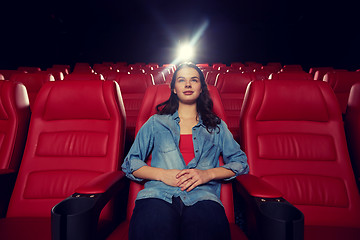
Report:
121,117,154,181
219,120,249,181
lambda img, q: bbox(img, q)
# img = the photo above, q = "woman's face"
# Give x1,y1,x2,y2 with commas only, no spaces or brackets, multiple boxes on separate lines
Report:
173,67,202,105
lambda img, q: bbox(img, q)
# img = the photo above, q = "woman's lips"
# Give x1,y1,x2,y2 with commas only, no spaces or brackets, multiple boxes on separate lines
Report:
183,91,194,95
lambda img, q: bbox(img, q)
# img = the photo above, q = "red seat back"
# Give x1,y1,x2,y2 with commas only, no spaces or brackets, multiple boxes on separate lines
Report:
0,81,30,171
63,72,104,81
323,71,360,114
126,85,236,223
114,72,151,147
240,80,360,228
216,72,255,142
6,80,126,218
344,82,360,186
10,72,55,109
270,71,313,81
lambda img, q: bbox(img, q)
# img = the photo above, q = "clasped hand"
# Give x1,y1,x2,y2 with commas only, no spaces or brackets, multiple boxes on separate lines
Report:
161,168,212,192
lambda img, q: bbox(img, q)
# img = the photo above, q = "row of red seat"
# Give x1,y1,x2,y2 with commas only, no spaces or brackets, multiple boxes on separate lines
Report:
2,65,360,157
0,78,359,239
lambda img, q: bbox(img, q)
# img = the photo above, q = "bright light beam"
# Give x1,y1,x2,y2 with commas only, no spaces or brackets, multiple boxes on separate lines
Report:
172,19,210,65
178,44,195,61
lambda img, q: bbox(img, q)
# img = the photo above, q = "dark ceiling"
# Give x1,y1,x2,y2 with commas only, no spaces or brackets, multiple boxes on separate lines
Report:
1,0,359,70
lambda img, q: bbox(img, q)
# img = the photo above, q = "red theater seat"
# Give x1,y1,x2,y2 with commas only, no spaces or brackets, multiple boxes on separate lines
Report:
73,63,94,73
269,71,313,80
17,67,41,73
63,72,104,81
0,80,126,240
0,81,30,217
45,69,64,81
10,72,55,110
205,70,220,85
323,71,360,114
309,67,333,78
281,64,303,72
106,84,248,240
148,69,166,85
0,70,27,80
215,72,256,142
344,82,360,188
114,72,151,152
239,80,360,239
231,62,245,70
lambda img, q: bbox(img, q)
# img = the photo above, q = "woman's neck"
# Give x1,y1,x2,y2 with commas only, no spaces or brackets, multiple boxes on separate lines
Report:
178,103,197,119
178,103,198,134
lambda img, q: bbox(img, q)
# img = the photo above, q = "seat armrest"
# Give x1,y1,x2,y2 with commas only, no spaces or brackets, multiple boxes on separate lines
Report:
51,171,128,240
75,171,125,194
236,174,283,198
234,174,304,240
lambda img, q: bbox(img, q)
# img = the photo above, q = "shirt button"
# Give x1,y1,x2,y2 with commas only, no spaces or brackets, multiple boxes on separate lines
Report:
193,137,196,140
195,150,199,153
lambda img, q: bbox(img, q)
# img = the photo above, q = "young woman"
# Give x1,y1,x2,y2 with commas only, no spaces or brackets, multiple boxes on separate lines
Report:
122,62,249,240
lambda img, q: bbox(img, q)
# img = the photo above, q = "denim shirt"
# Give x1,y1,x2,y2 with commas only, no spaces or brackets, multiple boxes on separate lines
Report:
121,111,249,207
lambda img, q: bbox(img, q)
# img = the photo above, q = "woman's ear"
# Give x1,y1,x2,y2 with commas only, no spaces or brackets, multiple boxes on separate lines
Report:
173,89,177,94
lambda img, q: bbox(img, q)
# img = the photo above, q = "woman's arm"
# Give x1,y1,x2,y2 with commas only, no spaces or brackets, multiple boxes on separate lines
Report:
133,165,182,187
176,167,235,192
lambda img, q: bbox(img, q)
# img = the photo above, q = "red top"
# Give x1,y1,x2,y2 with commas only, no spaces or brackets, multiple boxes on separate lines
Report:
179,134,195,165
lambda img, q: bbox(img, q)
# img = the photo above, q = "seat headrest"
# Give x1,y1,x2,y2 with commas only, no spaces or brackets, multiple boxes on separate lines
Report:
40,81,116,120
270,72,313,81
324,71,360,92
247,80,332,122
10,73,55,92
0,81,29,120
117,73,148,93
63,73,103,81
218,73,253,93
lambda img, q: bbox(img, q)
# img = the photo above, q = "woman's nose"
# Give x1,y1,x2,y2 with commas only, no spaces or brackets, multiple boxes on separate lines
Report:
185,80,191,87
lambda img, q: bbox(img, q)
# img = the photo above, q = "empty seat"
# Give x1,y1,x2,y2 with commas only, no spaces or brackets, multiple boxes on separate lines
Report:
344,82,360,188
269,71,313,81
309,67,333,78
10,72,55,110
240,66,256,73
0,70,26,80
114,72,151,153
281,64,303,72
230,62,245,70
17,67,41,73
63,72,104,81
0,80,126,239
106,84,248,240
45,69,64,81
205,70,220,85
0,81,30,217
323,71,360,114
148,69,166,85
266,62,282,72
73,63,94,73
239,80,360,239
313,68,334,81
216,72,255,142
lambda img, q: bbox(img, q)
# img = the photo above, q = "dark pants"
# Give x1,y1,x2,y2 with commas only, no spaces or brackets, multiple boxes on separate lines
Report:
129,197,231,240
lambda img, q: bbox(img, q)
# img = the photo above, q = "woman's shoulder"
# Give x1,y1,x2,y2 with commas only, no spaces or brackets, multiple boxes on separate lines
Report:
152,113,172,121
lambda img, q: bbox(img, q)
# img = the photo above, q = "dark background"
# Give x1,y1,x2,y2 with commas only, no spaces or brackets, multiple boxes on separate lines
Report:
1,0,359,71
